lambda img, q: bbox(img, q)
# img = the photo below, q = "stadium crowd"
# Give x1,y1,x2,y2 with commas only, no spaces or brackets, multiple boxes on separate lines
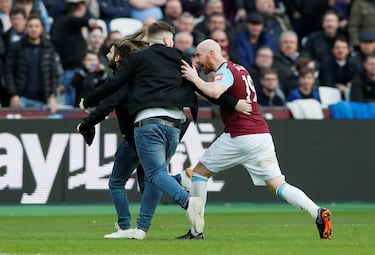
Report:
0,0,375,115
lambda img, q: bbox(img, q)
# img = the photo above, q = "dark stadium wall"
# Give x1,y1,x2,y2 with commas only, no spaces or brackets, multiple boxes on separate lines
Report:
0,119,374,204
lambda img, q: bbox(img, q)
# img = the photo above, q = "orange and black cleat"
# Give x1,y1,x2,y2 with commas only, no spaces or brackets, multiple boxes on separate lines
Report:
316,208,332,239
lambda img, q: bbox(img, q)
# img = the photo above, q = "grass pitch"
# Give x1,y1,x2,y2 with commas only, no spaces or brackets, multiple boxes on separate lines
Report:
0,203,374,255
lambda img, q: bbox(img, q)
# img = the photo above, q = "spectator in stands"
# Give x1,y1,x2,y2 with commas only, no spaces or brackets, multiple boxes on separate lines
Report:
195,0,224,34
201,12,230,38
2,7,27,54
174,31,193,51
233,12,275,70
0,0,13,32
248,46,274,92
128,0,166,21
100,29,122,56
287,67,320,102
180,0,203,17
353,31,375,72
258,68,285,107
14,0,52,33
283,0,330,40
234,0,285,22
302,10,344,65
71,50,107,107
294,56,320,88
350,53,375,102
273,30,300,97
176,12,205,46
87,26,106,64
319,36,357,99
254,0,292,46
221,0,238,23
348,0,375,48
50,0,98,106
210,29,242,63
5,14,59,113
49,0,99,19
328,0,352,30
161,0,182,29
97,0,130,26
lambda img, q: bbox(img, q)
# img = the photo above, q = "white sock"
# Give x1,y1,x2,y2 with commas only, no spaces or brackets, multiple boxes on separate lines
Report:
191,173,208,206
276,183,319,219
190,173,208,235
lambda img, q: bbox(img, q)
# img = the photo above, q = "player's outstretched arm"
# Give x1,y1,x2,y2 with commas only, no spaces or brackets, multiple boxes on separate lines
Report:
181,59,226,99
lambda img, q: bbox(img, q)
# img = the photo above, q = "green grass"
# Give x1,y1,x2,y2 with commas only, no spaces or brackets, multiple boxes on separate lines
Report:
0,203,374,255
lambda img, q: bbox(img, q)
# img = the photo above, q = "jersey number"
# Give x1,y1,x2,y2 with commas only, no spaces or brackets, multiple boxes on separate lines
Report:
241,75,257,103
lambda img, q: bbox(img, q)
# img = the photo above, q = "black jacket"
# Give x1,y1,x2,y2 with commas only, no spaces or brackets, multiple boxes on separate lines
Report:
351,71,375,103
80,84,136,143
5,36,58,102
84,44,199,121
50,15,89,70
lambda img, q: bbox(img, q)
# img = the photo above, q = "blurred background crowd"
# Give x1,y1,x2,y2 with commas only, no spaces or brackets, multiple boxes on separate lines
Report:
0,0,374,115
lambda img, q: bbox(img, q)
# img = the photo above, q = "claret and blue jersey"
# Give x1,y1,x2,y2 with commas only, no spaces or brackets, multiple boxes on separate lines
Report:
213,62,269,137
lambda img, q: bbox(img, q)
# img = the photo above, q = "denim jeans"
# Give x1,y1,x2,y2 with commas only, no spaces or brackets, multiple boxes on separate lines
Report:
109,140,162,231
134,123,190,209
20,97,44,109
63,69,77,106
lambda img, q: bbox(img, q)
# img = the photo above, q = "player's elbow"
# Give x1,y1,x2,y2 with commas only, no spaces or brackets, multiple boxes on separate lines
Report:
209,86,226,99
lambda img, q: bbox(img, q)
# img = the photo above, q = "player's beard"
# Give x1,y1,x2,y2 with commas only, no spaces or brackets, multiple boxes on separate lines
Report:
108,58,116,70
202,56,214,74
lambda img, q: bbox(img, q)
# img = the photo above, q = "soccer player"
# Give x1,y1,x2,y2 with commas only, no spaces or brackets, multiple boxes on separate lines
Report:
179,39,332,240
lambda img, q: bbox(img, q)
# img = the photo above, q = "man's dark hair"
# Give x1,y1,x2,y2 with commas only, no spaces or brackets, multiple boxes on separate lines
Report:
260,68,278,79
298,67,315,78
83,49,98,59
148,21,175,38
10,7,27,18
89,26,103,34
332,36,350,48
27,13,43,27
207,12,225,23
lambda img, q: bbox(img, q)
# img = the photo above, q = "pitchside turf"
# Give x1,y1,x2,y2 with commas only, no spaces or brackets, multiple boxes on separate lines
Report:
0,203,374,255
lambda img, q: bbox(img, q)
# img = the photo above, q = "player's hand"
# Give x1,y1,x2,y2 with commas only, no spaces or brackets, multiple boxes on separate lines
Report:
76,122,95,146
181,59,199,83
235,99,252,115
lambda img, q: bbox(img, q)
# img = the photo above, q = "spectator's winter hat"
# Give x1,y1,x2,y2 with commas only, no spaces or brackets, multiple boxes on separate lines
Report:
359,31,375,42
246,12,264,24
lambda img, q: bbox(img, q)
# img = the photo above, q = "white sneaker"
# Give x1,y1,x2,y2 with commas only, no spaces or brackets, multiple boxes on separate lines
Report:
180,168,192,191
133,228,146,240
104,223,135,238
186,197,204,233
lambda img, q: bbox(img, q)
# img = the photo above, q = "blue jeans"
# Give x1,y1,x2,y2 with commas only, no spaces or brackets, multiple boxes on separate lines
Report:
134,123,190,209
63,69,77,106
109,140,162,231
20,97,44,109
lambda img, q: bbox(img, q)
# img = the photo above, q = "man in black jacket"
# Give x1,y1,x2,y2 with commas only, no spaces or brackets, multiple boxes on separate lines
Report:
81,21,251,235
78,37,194,240
5,14,58,113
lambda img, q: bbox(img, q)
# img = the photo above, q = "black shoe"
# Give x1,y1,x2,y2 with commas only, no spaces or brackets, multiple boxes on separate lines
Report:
176,230,204,240
315,208,332,239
